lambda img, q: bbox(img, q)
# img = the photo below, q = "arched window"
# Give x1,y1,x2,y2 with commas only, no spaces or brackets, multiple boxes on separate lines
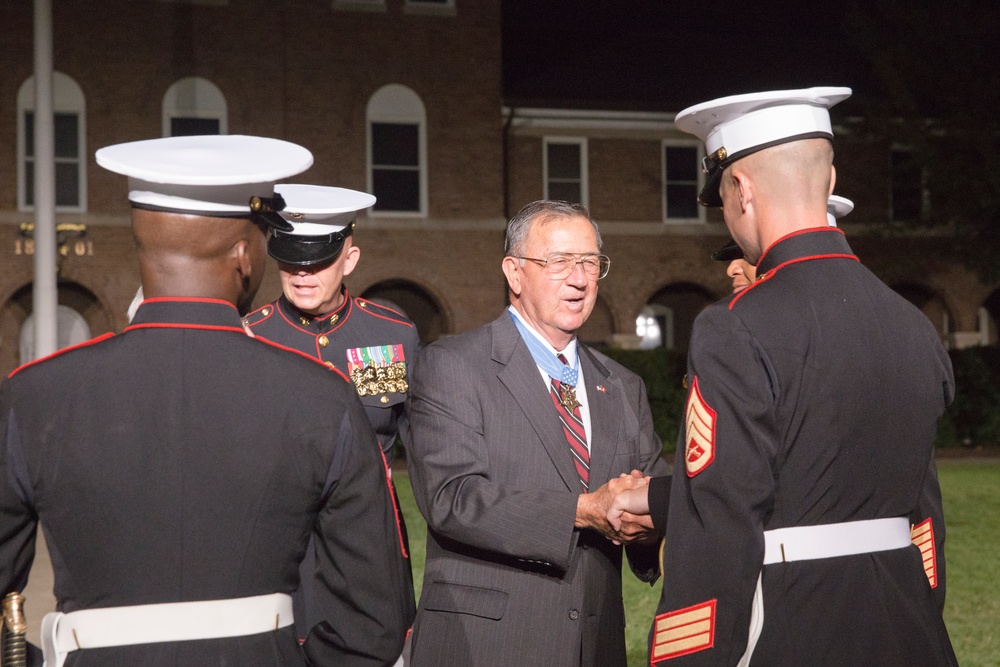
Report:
17,72,87,212
366,85,427,216
19,305,92,365
162,77,227,137
362,279,446,343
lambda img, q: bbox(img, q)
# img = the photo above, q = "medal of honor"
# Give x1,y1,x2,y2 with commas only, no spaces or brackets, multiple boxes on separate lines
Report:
559,383,581,411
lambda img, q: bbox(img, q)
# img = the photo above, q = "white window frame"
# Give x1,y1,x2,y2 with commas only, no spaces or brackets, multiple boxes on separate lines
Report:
978,306,991,346
661,139,705,223
162,77,228,137
17,72,87,213
366,84,428,217
543,137,588,207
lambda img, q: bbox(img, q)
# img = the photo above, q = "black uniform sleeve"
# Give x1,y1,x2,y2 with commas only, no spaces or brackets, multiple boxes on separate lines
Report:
910,346,955,612
648,474,672,532
302,398,416,666
0,381,40,603
653,307,778,666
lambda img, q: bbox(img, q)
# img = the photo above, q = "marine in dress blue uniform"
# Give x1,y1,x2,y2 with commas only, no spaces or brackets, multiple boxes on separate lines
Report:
644,89,957,666
0,136,413,666
244,185,419,465
241,185,418,649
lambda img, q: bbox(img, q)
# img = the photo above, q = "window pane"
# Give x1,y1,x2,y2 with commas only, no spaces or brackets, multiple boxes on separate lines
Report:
55,162,80,207
373,169,420,212
54,113,79,158
666,184,699,218
548,181,582,204
171,117,221,136
547,143,581,180
372,123,419,166
24,160,34,207
666,146,697,181
25,112,35,157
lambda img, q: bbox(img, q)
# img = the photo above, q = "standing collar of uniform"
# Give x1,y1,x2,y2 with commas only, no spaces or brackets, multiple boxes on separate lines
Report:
754,227,856,279
507,305,578,367
276,288,352,332
127,297,245,330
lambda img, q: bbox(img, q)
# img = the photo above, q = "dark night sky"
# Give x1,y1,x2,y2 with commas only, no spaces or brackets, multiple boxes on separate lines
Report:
501,2,1000,118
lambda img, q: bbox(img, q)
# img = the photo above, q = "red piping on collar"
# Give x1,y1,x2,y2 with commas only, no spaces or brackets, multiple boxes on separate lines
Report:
755,226,845,269
141,296,238,309
359,305,415,328
124,323,249,335
278,296,353,335
728,252,859,310
7,332,116,379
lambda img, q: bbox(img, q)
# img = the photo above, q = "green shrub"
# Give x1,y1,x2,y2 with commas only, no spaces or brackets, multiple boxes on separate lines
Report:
941,348,1000,447
598,347,687,457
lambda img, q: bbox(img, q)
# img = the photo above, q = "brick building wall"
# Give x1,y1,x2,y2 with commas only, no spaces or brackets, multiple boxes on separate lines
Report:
1,0,998,379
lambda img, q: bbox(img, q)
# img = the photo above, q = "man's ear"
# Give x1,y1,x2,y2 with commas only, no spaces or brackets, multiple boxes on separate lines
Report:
342,245,361,278
733,170,752,213
501,256,522,296
233,239,253,281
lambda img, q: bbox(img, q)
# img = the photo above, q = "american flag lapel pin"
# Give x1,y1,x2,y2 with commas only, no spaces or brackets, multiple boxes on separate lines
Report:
596,385,606,393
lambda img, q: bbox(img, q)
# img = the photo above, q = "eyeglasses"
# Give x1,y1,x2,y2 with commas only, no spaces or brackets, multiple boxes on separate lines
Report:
514,252,611,280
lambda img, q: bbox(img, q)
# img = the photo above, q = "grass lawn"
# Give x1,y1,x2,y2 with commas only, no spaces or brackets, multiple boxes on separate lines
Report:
394,459,999,666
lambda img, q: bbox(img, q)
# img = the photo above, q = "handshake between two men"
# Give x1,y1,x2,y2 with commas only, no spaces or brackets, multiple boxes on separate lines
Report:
574,471,658,546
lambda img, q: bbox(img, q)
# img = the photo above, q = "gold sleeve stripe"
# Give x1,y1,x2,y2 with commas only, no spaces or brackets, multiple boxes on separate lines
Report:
652,599,716,661
911,518,938,589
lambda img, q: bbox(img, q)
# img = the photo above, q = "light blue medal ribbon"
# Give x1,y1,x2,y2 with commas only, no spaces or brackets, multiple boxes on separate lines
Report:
509,311,579,386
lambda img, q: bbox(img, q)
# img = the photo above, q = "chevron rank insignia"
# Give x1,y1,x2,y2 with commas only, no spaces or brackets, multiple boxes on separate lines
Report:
685,376,716,477
652,599,716,662
911,518,938,588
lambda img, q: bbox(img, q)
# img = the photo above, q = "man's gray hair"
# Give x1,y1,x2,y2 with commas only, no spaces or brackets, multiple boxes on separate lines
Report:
504,200,602,258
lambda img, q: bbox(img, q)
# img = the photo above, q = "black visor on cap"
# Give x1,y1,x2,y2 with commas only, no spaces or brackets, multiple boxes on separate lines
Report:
711,239,744,262
697,131,835,208
267,223,354,266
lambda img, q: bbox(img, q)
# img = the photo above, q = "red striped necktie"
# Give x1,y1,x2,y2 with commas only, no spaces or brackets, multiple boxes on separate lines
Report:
550,354,589,491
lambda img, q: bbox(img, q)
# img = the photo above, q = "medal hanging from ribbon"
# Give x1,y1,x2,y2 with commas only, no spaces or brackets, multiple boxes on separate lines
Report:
557,379,581,411
509,310,580,409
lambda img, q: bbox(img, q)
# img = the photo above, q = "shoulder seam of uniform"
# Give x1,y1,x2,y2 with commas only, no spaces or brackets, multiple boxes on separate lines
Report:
729,253,859,310
356,299,415,327
356,305,415,328
7,332,116,379
255,337,352,383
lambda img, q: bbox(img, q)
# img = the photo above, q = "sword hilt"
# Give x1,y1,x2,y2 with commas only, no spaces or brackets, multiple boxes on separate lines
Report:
2,592,28,667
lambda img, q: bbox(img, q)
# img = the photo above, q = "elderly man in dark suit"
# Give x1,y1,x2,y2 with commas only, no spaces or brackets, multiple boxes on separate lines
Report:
405,200,669,667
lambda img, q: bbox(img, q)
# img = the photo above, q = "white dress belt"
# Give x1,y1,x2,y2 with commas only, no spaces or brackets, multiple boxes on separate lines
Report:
763,517,911,565
41,592,293,667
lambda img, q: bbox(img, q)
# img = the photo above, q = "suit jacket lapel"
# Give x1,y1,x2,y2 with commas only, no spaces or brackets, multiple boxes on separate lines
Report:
493,314,581,492
579,345,620,487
